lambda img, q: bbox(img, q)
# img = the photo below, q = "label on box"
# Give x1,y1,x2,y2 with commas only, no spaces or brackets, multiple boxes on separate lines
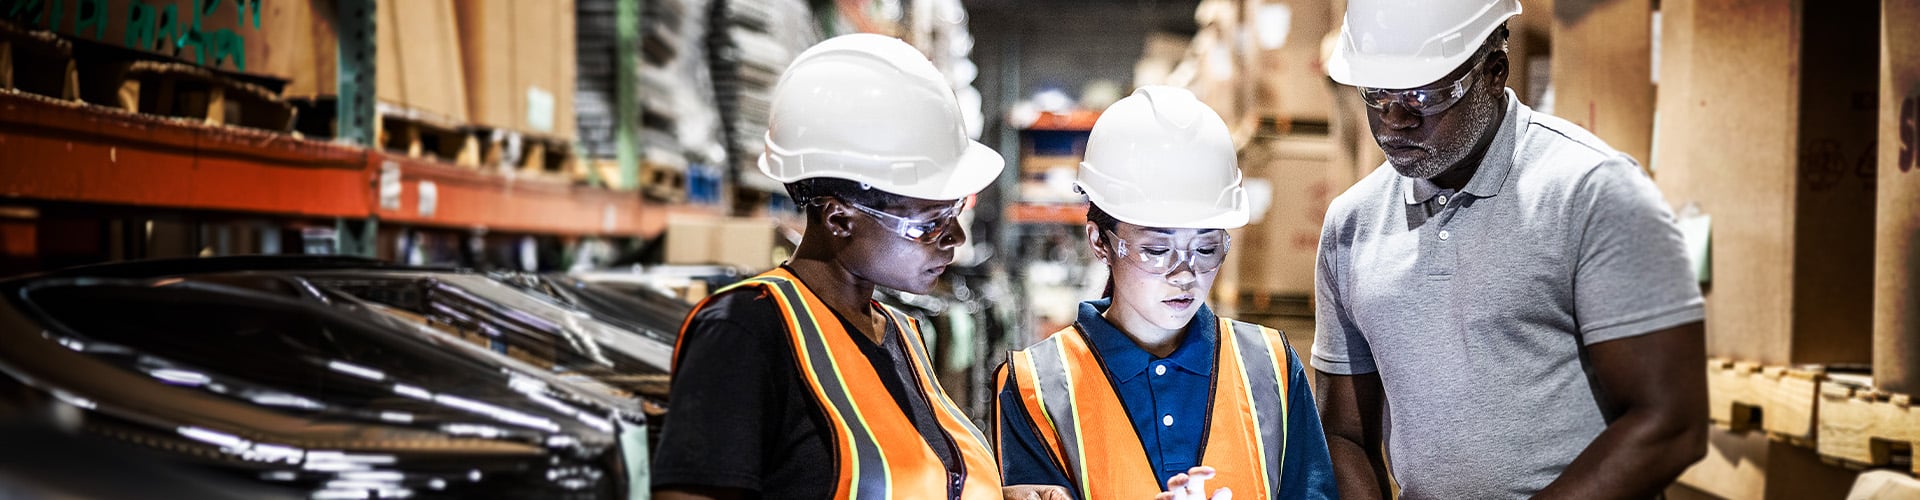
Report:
1677,213,1712,284
528,87,557,133
418,181,438,218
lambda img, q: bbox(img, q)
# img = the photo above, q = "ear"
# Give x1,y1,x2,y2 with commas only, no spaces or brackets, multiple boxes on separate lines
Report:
1084,222,1111,264
1486,49,1511,93
821,198,858,238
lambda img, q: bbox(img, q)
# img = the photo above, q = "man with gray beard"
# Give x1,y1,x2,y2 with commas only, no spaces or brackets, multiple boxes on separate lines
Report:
1310,1,1710,498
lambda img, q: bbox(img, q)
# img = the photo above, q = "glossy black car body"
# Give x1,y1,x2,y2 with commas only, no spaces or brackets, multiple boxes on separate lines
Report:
0,257,673,499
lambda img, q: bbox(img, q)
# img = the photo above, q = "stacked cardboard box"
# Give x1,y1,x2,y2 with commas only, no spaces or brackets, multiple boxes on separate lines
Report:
1651,1,1882,497
1875,0,1920,397
456,0,577,140
1245,0,1334,124
1549,0,1654,168
1236,126,1347,297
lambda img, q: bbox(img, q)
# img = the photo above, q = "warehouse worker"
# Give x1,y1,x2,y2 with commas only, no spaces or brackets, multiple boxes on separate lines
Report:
994,86,1338,500
651,34,1065,500
1313,0,1708,498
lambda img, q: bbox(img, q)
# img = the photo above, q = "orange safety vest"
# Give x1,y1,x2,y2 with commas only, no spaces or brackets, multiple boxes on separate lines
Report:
997,317,1294,500
675,268,1002,499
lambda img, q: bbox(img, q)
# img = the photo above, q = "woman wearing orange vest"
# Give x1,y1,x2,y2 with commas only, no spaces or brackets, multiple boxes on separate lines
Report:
652,34,1065,500
994,87,1339,500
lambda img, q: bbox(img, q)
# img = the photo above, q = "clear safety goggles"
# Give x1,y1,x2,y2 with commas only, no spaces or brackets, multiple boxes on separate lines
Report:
846,199,965,245
1358,49,1494,116
1104,230,1231,275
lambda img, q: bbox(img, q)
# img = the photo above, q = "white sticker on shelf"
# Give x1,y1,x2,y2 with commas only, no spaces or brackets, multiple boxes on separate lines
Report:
378,161,402,211
527,87,556,133
418,181,438,218
602,204,617,233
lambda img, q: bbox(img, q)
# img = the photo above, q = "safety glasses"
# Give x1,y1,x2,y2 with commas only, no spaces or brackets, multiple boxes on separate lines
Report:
1358,50,1494,116
1104,230,1231,275
846,199,965,245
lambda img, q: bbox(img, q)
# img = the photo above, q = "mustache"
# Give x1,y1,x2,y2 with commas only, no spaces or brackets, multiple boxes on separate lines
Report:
1378,138,1426,150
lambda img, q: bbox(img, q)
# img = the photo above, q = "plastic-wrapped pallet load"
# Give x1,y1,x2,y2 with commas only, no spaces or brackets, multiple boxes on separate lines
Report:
708,0,820,194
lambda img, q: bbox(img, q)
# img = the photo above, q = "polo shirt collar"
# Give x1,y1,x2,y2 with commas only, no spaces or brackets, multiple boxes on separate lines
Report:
1402,88,1528,205
1077,299,1217,382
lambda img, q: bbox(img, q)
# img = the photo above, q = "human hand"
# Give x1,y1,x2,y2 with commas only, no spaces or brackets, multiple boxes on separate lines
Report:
1002,484,1073,500
1153,466,1231,500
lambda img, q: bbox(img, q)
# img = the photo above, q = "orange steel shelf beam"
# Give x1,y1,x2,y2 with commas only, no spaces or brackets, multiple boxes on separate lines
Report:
1007,202,1088,225
0,92,667,238
0,92,370,218
375,156,662,237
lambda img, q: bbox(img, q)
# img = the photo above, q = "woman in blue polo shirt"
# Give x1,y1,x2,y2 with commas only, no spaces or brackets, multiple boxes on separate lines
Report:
993,86,1337,500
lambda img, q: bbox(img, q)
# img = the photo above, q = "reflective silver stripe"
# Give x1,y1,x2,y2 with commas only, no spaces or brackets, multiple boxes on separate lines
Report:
883,306,993,455
1026,336,1087,492
761,277,890,499
1229,320,1288,496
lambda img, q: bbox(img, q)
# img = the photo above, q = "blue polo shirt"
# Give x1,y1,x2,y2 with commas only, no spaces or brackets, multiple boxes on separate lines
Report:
996,299,1337,498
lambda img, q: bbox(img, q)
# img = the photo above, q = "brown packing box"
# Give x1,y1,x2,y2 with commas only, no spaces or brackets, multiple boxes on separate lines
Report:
1246,0,1333,123
12,0,468,123
1877,0,1920,395
1548,0,1654,167
1676,427,1859,500
456,0,578,139
11,0,298,79
666,217,776,273
1648,0,1879,367
1237,130,1346,296
372,0,468,122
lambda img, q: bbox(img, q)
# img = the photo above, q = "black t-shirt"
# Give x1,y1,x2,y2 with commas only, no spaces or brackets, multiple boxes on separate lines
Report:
651,281,964,499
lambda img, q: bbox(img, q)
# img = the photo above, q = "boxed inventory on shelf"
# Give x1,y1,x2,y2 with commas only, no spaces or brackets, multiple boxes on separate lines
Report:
1654,1,1882,497
1548,0,1655,167
666,217,777,273
1246,0,1334,123
457,0,578,139
1235,129,1345,297
1648,0,1879,368
1877,0,1919,396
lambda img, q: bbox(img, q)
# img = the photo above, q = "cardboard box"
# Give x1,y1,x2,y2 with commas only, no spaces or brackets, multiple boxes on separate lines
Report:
1549,0,1655,167
666,216,776,273
366,0,469,123
1875,0,1920,395
456,0,578,139
1246,0,1333,122
1649,0,1879,367
10,0,305,79
1237,130,1347,296
35,0,478,124
1677,427,1860,500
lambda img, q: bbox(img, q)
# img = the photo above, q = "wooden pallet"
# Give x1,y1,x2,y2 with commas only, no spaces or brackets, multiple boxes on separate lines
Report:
1817,375,1920,475
71,59,295,132
377,104,480,167
0,21,77,100
1706,359,1825,444
470,128,581,180
641,161,689,203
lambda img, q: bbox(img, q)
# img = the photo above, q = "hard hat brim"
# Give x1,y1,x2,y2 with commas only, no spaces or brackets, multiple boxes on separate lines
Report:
1325,27,1479,90
1087,188,1251,230
756,138,1006,202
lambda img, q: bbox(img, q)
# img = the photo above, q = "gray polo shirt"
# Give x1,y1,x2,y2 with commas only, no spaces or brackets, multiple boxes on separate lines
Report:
1311,89,1705,499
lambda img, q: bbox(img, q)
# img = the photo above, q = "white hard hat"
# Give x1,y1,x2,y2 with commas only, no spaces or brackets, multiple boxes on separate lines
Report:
758,33,1005,201
1076,86,1249,230
1326,0,1521,89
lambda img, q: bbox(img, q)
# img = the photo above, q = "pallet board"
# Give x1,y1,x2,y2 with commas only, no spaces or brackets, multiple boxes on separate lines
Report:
1706,359,1825,444
0,21,78,101
1817,376,1920,475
